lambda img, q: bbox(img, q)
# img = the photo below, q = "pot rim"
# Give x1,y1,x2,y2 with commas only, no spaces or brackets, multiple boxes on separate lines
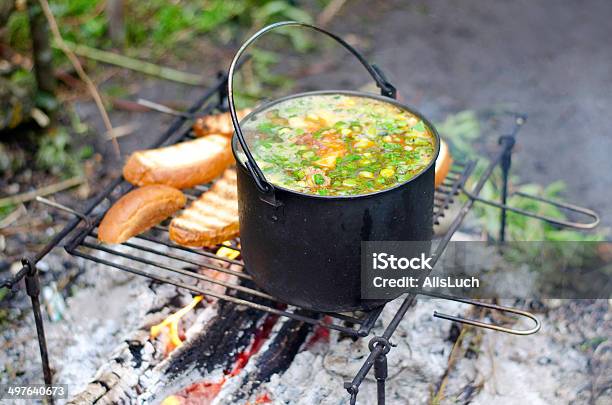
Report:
231,89,441,200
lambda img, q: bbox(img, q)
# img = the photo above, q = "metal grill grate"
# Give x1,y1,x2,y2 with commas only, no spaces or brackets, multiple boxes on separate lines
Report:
64,147,473,337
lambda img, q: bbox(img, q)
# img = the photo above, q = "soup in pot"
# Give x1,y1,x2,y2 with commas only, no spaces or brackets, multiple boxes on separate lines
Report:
242,94,436,196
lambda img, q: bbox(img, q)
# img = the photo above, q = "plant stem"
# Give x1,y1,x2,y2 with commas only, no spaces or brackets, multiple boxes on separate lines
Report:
38,0,120,156
57,41,205,86
106,0,126,48
0,176,85,208
28,0,56,95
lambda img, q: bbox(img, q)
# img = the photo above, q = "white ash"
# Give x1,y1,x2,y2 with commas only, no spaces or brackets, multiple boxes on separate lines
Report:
249,297,463,405
242,299,610,404
443,300,611,405
0,240,199,401
4,230,608,404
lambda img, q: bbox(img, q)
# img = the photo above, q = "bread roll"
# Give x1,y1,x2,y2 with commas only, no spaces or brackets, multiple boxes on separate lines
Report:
434,139,452,188
169,169,239,247
98,185,186,244
123,135,234,189
192,109,251,137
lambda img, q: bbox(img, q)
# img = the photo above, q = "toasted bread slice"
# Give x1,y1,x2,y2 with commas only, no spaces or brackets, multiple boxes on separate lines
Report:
193,109,252,137
98,185,186,244
123,135,234,189
169,169,239,247
435,139,452,188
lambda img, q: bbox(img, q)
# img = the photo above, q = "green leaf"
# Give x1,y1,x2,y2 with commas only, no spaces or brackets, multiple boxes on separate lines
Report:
79,145,94,160
411,121,426,132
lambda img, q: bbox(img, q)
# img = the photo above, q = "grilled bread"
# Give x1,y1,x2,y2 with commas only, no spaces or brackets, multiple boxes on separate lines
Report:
434,139,452,188
123,135,234,189
98,185,186,244
169,168,239,247
193,109,252,137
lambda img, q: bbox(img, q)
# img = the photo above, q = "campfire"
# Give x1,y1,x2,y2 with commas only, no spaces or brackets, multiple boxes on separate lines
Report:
3,63,600,404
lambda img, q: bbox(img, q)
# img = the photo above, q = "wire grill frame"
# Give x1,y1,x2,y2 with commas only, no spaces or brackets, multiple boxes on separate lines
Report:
64,138,474,337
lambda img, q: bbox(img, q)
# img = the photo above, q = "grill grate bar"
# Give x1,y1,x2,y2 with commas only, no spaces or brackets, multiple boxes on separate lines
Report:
133,233,244,266
79,240,272,299
433,162,473,225
69,248,361,335
65,160,473,338
90,233,249,279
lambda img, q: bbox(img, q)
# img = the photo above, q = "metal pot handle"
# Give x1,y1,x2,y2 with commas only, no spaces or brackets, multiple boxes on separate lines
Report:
227,21,398,195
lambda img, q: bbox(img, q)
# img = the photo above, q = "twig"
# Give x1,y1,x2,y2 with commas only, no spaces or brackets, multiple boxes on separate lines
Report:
104,122,141,139
0,204,26,228
431,327,468,404
38,0,120,156
430,306,486,404
0,221,51,236
136,98,194,118
0,176,85,207
57,41,205,86
317,0,347,27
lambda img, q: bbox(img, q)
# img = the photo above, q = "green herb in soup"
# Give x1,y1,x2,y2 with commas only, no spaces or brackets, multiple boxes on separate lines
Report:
242,94,436,196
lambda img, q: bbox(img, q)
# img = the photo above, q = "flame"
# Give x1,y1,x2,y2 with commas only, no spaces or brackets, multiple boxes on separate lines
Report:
161,381,224,405
150,295,203,355
149,242,239,356
160,396,183,405
160,242,254,404
216,242,240,260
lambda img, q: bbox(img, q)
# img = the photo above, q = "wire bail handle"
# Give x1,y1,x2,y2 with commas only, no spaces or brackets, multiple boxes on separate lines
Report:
227,21,398,195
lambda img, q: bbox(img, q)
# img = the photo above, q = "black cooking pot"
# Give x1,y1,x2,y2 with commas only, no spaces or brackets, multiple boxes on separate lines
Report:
228,22,440,312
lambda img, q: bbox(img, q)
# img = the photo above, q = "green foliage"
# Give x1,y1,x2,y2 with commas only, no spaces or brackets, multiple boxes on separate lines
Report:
435,110,481,160
0,203,17,221
78,144,94,160
6,0,316,58
579,336,608,352
9,67,36,90
35,128,83,177
6,10,30,53
5,0,316,107
436,111,607,242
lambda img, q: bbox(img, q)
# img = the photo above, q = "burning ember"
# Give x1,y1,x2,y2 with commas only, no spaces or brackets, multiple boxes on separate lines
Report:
304,318,331,349
161,315,278,405
150,295,203,355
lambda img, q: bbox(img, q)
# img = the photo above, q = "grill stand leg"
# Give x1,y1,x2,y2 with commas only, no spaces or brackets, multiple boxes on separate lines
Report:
498,135,515,242
217,71,229,111
23,259,54,405
374,351,388,405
